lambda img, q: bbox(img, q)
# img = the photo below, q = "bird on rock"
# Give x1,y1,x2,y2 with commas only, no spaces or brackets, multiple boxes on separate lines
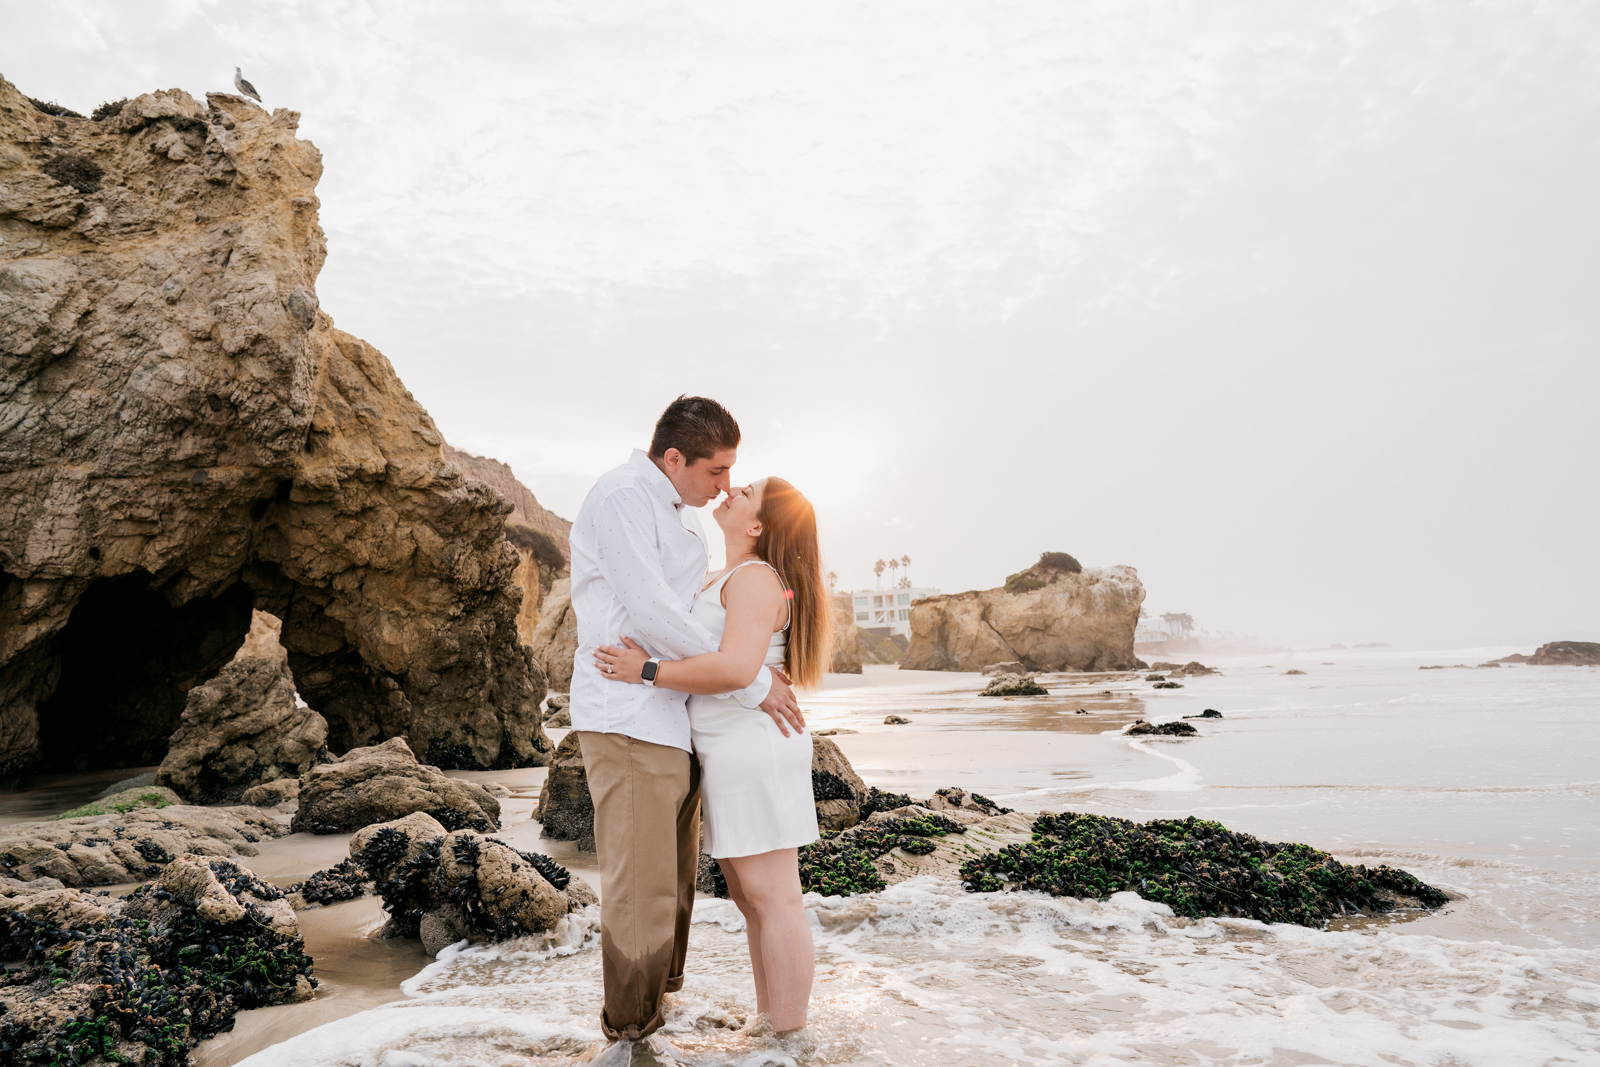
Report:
233,67,262,103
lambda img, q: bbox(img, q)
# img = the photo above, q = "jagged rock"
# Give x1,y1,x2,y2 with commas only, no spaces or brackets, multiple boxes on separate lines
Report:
1125,720,1197,736
829,596,862,674
234,608,289,664
980,672,1048,697
537,732,594,851
0,803,284,885
528,579,577,692
441,445,571,645
0,75,551,774
155,656,327,803
1153,681,1184,689
902,556,1144,673
544,693,571,728
0,855,314,1065
241,778,300,806
292,736,500,834
812,735,869,832
981,660,1026,676
883,714,912,724
348,811,591,953
1527,641,1600,666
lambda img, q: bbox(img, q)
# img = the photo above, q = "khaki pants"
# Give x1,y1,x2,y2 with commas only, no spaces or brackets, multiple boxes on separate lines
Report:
576,731,701,1041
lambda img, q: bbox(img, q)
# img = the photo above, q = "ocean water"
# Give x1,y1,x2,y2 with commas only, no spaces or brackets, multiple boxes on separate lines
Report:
228,651,1599,1065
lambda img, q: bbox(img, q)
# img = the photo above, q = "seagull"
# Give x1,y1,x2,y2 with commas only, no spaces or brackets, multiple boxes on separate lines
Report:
233,67,262,103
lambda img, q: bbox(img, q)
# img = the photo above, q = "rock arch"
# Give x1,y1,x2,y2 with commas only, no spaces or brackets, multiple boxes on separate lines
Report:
0,79,550,772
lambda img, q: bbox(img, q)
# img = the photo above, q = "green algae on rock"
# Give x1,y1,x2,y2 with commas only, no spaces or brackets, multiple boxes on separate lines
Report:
960,812,1449,926
53,786,179,820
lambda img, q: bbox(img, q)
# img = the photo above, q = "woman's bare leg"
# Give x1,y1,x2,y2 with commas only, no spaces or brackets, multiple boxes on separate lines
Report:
718,859,770,1016
721,848,813,1032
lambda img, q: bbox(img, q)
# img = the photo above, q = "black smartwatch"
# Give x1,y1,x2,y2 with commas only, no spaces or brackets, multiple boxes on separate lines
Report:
641,659,660,686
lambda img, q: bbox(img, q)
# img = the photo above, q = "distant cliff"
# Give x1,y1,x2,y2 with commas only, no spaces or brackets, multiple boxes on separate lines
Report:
902,555,1144,672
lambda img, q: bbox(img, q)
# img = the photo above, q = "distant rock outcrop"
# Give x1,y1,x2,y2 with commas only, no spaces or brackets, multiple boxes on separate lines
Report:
156,656,327,803
0,76,550,773
902,555,1144,673
1527,641,1600,666
829,596,862,674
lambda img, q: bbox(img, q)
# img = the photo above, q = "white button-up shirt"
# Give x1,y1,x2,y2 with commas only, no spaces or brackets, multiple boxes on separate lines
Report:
567,449,773,752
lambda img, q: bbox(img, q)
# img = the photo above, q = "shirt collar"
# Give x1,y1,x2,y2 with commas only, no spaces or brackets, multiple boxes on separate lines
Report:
628,448,682,510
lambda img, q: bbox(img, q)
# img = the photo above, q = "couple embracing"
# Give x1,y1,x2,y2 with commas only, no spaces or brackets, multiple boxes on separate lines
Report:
567,396,829,1065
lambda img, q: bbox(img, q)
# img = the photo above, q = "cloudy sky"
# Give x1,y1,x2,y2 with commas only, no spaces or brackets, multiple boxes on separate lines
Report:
7,1,1597,647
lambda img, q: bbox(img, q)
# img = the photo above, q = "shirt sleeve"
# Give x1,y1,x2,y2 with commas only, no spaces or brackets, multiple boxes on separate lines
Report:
590,488,772,708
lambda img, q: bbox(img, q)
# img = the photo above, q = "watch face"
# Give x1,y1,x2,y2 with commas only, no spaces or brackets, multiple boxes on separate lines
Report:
642,661,658,681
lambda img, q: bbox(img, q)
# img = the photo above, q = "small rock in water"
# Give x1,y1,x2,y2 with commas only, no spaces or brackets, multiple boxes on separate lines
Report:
1285,669,1307,675
1152,681,1184,689
1125,720,1197,736
1184,708,1223,720
1074,708,1090,715
980,673,1047,697
1145,674,1166,681
884,715,912,725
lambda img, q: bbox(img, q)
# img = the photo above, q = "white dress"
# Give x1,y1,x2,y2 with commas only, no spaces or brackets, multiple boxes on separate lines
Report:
689,561,820,859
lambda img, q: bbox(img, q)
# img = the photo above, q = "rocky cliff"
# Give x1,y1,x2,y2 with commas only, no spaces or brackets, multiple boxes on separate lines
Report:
0,77,550,772
441,445,570,642
901,555,1144,672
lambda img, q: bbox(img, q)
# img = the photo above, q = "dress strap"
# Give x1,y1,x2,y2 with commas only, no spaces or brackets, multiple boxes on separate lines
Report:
724,559,792,632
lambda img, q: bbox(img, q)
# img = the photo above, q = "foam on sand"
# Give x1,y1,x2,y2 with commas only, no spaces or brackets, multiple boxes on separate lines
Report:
238,877,1599,1066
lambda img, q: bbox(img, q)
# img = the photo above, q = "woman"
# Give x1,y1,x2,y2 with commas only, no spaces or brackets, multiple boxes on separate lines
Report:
594,476,831,1035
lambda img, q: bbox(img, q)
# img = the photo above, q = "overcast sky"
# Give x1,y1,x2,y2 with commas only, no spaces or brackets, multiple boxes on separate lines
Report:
7,1,1597,647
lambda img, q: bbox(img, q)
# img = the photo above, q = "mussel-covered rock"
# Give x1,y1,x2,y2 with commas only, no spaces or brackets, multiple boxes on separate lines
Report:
348,812,594,955
960,811,1450,926
0,855,314,1066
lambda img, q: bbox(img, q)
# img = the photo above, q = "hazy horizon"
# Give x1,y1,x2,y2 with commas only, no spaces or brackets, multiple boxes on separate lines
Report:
6,1,1596,649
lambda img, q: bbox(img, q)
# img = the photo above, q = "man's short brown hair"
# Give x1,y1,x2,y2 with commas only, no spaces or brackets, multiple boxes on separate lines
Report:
648,395,741,463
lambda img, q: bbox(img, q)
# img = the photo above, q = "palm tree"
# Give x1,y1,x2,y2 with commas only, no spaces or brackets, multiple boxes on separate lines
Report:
900,554,911,585
873,559,886,588
826,570,838,594
888,558,899,587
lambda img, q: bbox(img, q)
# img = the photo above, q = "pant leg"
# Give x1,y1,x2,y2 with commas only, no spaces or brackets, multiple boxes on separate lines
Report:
666,751,702,993
577,731,694,1040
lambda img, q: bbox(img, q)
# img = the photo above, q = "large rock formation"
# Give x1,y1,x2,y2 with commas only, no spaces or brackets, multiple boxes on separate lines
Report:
0,77,550,772
529,577,577,692
1527,641,1600,666
155,656,327,803
441,444,570,643
901,555,1144,672
829,596,862,674
292,736,501,834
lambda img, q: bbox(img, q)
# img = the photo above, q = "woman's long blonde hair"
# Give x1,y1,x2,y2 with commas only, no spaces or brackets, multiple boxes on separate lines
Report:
754,478,832,689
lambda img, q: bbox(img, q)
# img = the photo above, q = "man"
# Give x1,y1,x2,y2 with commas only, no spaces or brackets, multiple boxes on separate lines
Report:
567,395,805,1064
